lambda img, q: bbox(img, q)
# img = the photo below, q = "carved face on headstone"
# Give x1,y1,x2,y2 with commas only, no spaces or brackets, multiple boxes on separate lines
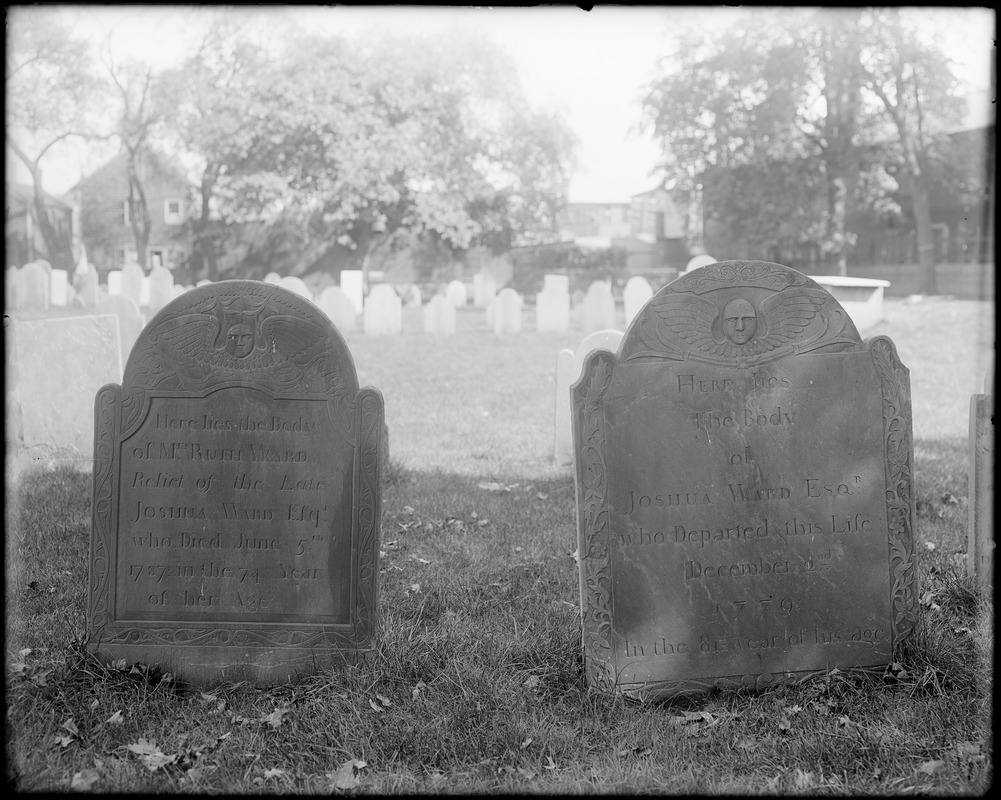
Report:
722,298,758,345
225,323,255,358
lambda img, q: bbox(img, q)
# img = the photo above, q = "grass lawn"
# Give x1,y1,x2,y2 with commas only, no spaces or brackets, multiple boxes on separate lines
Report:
5,296,994,794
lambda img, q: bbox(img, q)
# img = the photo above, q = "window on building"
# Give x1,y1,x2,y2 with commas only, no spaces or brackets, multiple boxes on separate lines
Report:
164,199,183,225
149,248,165,269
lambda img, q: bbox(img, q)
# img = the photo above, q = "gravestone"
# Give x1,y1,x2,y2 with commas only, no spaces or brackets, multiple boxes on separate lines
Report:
316,286,358,333
50,269,69,307
398,284,422,308
554,330,624,466
536,274,571,333
147,267,175,316
121,262,144,307
6,266,23,311
95,294,146,374
140,276,151,308
492,288,523,334
88,280,384,686
473,269,498,308
12,314,121,457
77,268,100,308
340,270,364,315
263,272,282,285
196,279,213,288
423,294,456,335
279,275,313,301
572,260,916,700
363,284,402,335
623,275,654,327
107,270,123,296
446,279,468,308
20,261,50,311
581,280,616,333
968,366,994,594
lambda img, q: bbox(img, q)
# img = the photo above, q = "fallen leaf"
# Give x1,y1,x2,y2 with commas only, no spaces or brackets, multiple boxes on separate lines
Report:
328,758,367,790
199,692,218,704
369,698,384,713
409,583,421,594
524,675,541,689
70,769,100,791
941,492,960,505
544,756,558,770
261,708,285,729
376,693,393,707
412,681,427,701
61,718,79,736
917,759,945,776
778,717,792,732
263,767,285,779
521,737,533,749
53,734,74,749
536,492,549,500
106,710,124,725
735,737,757,751
127,739,177,772
794,769,814,789
402,506,415,515
514,546,523,552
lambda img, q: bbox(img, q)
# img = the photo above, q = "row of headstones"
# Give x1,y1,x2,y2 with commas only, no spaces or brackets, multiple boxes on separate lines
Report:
82,267,938,696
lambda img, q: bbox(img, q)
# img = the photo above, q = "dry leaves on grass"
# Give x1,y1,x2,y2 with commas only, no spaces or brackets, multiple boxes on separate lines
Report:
327,758,367,790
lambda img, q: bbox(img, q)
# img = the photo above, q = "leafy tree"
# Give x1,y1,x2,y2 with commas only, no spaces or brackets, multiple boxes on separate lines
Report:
857,8,969,294
6,7,109,269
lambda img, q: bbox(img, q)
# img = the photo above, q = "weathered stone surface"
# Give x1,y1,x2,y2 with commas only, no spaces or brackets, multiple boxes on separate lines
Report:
12,314,122,457
95,294,146,374
572,260,916,700
89,280,383,686
968,367,993,594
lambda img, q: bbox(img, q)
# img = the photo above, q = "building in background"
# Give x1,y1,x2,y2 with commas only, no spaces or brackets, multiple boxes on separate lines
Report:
5,181,74,267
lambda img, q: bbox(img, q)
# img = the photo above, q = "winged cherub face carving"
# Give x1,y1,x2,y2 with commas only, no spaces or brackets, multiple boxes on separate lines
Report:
225,323,255,358
722,298,758,345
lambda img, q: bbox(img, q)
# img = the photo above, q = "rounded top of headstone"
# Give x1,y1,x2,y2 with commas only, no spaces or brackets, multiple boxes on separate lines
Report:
124,279,358,395
620,260,862,365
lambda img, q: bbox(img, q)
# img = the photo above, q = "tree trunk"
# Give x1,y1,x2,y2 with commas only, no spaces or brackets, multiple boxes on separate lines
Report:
126,153,152,270
910,176,936,295
27,163,73,270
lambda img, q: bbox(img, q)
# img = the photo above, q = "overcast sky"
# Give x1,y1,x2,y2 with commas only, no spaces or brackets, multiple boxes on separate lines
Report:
12,5,997,202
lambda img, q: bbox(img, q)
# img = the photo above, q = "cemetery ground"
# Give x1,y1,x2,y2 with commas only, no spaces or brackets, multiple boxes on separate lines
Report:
6,297,993,794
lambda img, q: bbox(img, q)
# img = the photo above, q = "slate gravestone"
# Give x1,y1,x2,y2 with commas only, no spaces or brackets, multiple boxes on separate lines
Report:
423,294,456,335
572,260,917,700
493,288,522,334
623,276,654,327
582,280,616,333
12,314,122,457
364,284,402,335
316,286,358,333
89,280,384,685
968,366,993,593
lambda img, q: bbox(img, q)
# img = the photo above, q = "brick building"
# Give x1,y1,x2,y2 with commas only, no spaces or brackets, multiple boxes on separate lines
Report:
70,150,192,274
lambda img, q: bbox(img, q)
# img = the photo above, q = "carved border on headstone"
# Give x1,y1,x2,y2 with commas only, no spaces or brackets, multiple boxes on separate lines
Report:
573,351,615,688
869,335,918,646
89,384,121,634
352,388,383,643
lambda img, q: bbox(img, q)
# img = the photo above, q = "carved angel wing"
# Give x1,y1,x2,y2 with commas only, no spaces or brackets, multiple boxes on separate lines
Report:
151,314,221,361
645,292,730,356
756,287,829,351
260,315,325,360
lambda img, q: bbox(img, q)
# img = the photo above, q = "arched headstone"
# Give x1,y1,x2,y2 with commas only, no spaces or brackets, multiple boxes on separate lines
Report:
623,276,654,327
317,285,358,334
492,288,522,334
536,274,571,333
364,284,402,335
279,275,312,300
88,281,383,686
423,294,456,335
581,280,616,333
446,280,468,308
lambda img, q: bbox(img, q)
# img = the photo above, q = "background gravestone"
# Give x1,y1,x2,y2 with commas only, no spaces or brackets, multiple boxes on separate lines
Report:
623,275,654,327
279,275,313,301
147,266,175,316
573,260,917,700
968,365,993,594
582,280,616,333
536,274,571,333
364,284,402,335
423,294,457,335
492,288,522,334
95,294,146,374
89,280,384,686
446,279,468,308
316,285,359,333
121,261,144,308
20,261,50,311
11,314,122,458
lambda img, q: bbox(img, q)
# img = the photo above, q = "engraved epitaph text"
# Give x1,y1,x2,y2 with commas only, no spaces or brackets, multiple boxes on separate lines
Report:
572,261,916,699
89,281,383,686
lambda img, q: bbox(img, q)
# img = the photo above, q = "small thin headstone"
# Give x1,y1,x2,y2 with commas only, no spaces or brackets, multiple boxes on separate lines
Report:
172,284,189,300
536,275,571,333
423,294,457,335
196,279,213,287
140,276,151,308
95,294,146,375
573,260,916,700
492,288,522,334
12,314,121,458
107,270,123,296
472,269,498,308
364,284,402,335
623,275,654,327
19,261,50,311
76,268,100,308
88,280,383,686
446,279,468,308
398,284,422,308
581,280,616,333
553,329,624,466
317,285,359,334
263,272,282,285
968,364,994,594
50,269,69,307
147,267,174,316
6,266,23,311
279,275,313,301
121,261,144,307
340,270,364,315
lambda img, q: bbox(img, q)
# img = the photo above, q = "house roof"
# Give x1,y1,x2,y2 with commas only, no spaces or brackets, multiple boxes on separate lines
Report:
5,181,73,210
70,148,193,193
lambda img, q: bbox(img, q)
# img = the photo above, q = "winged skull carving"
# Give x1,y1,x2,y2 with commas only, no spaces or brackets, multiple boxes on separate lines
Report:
151,305,326,370
643,287,831,360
